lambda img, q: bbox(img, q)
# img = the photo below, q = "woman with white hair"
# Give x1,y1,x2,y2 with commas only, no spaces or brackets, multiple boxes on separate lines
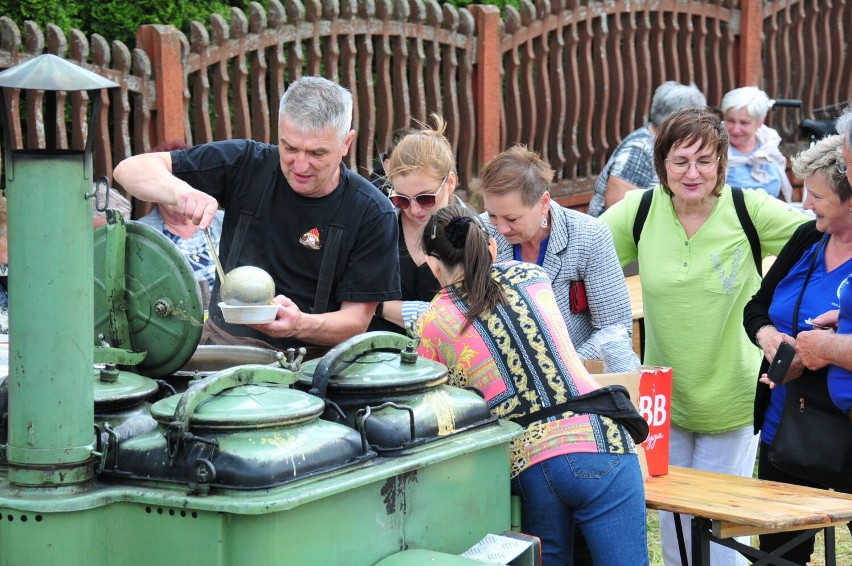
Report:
722,86,793,201
743,132,852,562
795,108,852,407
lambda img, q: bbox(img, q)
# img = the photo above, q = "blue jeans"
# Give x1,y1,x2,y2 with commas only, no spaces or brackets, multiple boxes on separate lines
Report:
511,452,648,566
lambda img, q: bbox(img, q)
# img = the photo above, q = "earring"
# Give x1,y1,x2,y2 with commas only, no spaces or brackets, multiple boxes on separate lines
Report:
540,216,548,229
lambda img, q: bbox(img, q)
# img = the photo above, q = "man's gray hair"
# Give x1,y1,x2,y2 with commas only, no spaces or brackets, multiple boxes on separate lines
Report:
720,86,771,121
278,76,353,143
649,81,707,126
836,107,852,148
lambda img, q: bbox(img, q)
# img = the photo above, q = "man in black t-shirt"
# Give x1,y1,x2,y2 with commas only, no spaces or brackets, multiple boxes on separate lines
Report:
114,76,401,357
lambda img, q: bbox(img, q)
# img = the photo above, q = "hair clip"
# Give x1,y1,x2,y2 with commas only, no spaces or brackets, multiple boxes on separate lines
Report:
430,220,438,240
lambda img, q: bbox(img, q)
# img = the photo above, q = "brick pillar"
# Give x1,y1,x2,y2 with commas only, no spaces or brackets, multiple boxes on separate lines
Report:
136,24,186,146
737,0,763,86
470,5,502,172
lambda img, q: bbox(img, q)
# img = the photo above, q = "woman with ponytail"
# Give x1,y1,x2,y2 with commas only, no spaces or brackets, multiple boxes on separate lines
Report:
417,204,649,566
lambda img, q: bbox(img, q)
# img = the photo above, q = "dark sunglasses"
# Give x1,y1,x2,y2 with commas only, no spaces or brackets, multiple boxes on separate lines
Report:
389,174,448,210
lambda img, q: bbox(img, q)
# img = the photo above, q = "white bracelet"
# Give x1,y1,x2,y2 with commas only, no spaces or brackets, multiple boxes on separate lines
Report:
754,324,774,347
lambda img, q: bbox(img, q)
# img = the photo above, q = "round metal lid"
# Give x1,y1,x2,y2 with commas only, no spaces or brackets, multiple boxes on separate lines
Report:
149,384,326,430
92,366,159,408
94,221,203,377
300,350,448,393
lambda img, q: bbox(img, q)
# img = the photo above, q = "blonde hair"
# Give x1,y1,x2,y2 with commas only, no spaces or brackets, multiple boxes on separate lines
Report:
386,114,456,183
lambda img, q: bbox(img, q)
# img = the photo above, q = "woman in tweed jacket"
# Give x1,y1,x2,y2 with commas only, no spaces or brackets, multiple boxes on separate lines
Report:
475,145,636,371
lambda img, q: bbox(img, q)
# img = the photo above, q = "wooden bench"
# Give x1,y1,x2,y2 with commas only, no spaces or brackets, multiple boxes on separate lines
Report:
644,466,852,565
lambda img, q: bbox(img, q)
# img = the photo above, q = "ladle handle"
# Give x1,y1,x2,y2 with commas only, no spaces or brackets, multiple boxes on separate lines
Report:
204,227,227,283
172,364,301,432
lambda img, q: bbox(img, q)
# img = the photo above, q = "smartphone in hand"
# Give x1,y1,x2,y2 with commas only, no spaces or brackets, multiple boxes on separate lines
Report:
767,342,796,385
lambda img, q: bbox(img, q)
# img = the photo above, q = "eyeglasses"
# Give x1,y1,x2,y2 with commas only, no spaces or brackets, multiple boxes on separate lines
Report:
839,162,848,175
665,157,720,174
389,175,448,210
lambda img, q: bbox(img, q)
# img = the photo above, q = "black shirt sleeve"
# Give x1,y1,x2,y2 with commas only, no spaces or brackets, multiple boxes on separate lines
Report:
743,220,821,344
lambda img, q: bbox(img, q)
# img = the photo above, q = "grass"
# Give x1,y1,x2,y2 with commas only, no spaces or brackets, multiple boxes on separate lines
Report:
645,509,852,565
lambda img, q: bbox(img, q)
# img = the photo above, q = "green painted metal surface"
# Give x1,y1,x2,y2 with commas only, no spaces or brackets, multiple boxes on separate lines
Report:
93,220,203,377
5,151,95,486
0,421,521,565
0,57,522,566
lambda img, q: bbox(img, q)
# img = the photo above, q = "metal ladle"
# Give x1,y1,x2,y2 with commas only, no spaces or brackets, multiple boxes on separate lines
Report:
203,227,226,284
203,229,275,305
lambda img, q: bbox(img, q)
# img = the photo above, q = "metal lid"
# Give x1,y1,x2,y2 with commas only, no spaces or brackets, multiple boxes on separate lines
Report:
94,221,203,377
150,384,325,430
0,54,118,91
92,366,159,409
300,350,447,394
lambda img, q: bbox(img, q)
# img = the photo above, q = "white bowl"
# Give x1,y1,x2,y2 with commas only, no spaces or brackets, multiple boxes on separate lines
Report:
218,302,278,324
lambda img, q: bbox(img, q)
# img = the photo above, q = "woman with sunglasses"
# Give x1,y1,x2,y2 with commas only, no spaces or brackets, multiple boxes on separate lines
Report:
369,114,464,333
600,107,807,566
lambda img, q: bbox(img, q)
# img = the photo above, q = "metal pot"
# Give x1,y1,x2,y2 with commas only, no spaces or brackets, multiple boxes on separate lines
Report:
94,364,161,444
299,332,495,454
101,364,373,494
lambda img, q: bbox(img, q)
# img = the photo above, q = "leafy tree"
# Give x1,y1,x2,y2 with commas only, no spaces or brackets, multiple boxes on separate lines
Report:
0,0,519,48
0,0,244,47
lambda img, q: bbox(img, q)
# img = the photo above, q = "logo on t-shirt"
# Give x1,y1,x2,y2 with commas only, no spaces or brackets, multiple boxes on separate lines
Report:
834,275,851,308
300,228,321,250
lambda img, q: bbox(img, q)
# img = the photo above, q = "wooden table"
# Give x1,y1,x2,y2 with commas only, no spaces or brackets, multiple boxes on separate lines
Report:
625,274,643,320
625,275,643,358
645,466,852,565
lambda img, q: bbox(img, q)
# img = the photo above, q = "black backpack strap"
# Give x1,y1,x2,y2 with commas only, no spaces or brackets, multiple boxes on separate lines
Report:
632,187,762,275
311,169,357,314
730,187,762,276
632,188,654,246
223,148,281,273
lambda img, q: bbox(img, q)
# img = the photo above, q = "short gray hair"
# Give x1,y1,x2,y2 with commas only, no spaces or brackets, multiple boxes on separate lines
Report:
278,76,353,143
836,107,852,148
649,81,707,125
791,134,851,203
721,86,771,121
